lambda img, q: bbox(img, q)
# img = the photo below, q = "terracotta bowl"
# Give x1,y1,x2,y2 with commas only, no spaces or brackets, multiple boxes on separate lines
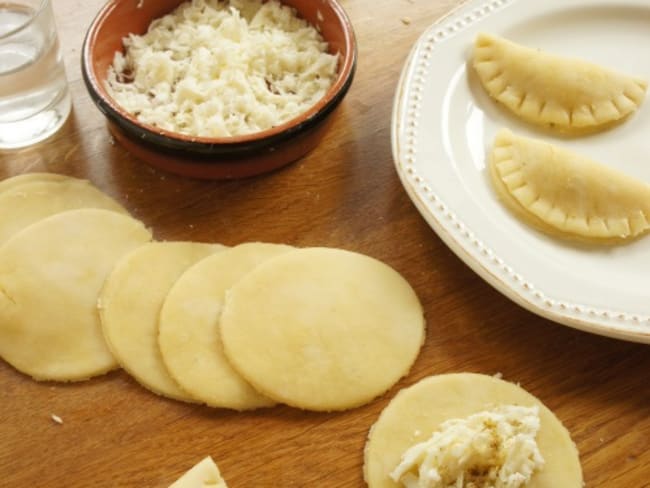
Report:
82,0,356,179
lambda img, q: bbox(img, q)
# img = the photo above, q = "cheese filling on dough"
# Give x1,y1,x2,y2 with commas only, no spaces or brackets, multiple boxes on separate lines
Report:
390,405,545,488
106,0,338,137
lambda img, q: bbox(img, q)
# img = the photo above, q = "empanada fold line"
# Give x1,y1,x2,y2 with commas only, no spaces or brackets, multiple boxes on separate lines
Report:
488,129,650,242
473,33,648,131
495,161,520,178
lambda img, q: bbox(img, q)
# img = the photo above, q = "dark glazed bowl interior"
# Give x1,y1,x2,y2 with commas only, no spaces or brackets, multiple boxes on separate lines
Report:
82,0,357,172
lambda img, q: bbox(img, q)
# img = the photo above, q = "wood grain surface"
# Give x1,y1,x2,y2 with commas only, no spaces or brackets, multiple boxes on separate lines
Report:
1,1,649,487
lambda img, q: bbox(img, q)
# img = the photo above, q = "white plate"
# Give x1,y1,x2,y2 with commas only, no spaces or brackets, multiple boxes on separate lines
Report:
392,0,650,343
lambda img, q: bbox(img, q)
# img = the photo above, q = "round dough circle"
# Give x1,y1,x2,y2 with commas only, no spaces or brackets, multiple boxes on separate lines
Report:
0,172,68,194
158,242,292,410
0,179,127,245
0,209,152,381
220,247,425,411
100,241,224,400
363,373,583,488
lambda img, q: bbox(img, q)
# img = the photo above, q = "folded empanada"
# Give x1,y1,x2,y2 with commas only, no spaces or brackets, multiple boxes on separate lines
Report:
474,34,647,132
489,129,650,241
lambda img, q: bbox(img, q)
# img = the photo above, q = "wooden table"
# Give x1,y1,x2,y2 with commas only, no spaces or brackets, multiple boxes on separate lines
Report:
1,1,648,486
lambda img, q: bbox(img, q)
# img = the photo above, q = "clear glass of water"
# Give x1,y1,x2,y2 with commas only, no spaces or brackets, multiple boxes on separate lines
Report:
0,0,71,149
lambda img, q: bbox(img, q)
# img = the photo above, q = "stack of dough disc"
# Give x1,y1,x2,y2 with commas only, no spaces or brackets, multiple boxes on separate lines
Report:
113,243,424,411
364,373,584,488
0,173,426,413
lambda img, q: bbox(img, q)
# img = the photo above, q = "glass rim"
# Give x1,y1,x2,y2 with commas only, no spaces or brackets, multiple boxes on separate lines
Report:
0,0,49,41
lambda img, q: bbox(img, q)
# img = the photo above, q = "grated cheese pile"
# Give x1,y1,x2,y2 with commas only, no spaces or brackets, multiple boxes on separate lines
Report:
391,405,545,488
106,0,338,137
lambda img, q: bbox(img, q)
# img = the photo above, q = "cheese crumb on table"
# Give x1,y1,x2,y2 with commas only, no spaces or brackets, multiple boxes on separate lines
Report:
391,405,545,488
106,0,338,138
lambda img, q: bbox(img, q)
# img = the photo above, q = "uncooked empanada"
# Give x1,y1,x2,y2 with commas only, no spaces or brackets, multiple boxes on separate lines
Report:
474,33,647,131
489,129,650,241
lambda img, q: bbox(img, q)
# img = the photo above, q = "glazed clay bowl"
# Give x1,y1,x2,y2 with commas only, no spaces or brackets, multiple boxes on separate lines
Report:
82,0,357,179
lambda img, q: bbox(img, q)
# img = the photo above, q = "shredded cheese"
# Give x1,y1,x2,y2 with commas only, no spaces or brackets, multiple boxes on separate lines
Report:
106,0,338,138
391,405,545,488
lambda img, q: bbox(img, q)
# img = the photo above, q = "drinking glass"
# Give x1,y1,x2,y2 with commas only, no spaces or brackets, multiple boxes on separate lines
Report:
0,0,71,149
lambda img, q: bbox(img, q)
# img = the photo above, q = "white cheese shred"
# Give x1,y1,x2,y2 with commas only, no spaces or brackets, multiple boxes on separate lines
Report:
391,405,545,488
106,0,339,138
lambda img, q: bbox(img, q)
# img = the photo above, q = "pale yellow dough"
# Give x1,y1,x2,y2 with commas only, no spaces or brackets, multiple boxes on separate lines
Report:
363,373,583,488
168,456,228,488
0,179,127,245
158,242,292,410
220,247,425,412
0,209,152,381
474,33,647,132
0,172,69,194
99,241,225,400
489,128,650,241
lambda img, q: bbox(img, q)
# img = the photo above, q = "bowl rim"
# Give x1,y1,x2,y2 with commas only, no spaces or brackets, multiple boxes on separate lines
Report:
81,0,357,154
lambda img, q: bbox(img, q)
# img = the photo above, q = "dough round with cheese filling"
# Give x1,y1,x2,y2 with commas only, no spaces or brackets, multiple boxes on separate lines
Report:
220,247,425,412
0,179,127,245
363,373,583,488
100,241,225,400
0,209,152,381
158,242,292,410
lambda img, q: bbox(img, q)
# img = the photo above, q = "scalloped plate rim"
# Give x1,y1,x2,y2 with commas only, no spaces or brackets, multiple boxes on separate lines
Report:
392,0,650,344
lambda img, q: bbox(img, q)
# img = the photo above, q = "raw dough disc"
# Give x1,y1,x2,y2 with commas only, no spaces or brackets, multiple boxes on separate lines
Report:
220,247,425,412
100,241,225,400
0,179,127,245
363,373,583,488
0,208,152,381
0,172,68,194
158,242,292,410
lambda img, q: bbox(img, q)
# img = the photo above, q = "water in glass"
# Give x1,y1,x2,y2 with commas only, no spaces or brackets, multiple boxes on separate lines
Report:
0,1,71,149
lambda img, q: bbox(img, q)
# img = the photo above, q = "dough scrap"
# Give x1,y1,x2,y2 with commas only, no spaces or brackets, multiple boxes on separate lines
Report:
158,242,292,410
100,241,225,400
363,373,583,488
168,456,228,488
220,247,425,412
473,33,647,131
0,209,152,381
489,129,650,241
0,179,127,245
